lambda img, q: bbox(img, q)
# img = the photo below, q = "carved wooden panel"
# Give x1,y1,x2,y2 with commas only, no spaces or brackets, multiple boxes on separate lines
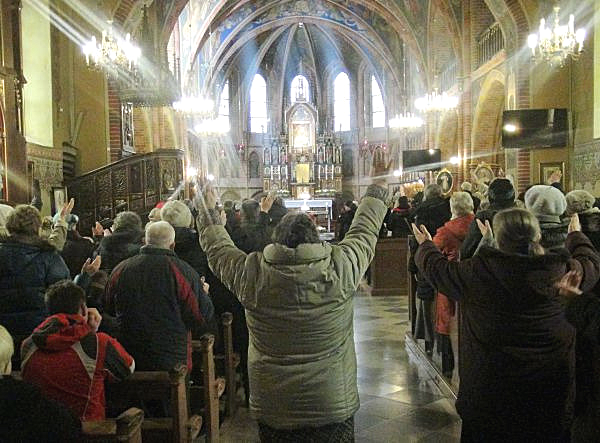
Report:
159,159,177,198
112,167,128,197
145,160,156,195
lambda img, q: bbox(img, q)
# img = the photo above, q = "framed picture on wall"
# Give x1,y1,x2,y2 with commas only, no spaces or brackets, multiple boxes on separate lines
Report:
436,168,454,197
539,162,565,186
51,187,67,215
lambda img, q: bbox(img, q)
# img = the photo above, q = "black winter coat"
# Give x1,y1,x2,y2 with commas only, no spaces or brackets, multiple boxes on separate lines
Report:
0,376,82,442
0,235,70,342
539,220,570,250
460,202,516,259
580,212,600,251
96,229,143,273
565,293,600,442
173,227,209,278
415,232,600,439
230,212,272,254
412,197,451,237
61,230,95,278
105,246,214,371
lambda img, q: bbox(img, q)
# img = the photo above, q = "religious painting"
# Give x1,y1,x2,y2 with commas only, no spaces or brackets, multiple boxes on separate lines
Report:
540,162,565,187
473,163,495,185
296,163,310,184
436,169,453,196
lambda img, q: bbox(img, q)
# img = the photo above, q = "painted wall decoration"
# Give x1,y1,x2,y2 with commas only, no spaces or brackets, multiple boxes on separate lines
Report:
573,140,600,196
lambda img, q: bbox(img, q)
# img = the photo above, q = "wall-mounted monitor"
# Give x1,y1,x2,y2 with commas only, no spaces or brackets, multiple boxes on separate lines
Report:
501,109,568,149
402,149,442,172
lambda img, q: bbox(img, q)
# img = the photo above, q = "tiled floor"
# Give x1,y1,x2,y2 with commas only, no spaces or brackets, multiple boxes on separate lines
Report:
219,294,461,442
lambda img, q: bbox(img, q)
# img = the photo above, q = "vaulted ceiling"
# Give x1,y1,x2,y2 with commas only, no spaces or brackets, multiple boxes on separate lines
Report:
168,0,465,95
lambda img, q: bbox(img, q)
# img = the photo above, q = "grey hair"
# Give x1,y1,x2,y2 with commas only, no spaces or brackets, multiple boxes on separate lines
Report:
113,211,142,232
145,221,176,249
450,192,474,218
423,184,442,201
272,213,320,248
0,325,14,375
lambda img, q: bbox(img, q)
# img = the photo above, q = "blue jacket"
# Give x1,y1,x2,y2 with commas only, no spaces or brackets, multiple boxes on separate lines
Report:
0,235,70,340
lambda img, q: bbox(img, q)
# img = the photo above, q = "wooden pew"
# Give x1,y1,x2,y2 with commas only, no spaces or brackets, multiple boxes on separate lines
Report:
82,407,144,443
190,334,225,443
106,365,202,443
214,312,241,418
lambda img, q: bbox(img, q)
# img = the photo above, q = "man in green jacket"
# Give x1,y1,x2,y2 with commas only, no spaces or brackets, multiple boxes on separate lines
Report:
196,184,388,441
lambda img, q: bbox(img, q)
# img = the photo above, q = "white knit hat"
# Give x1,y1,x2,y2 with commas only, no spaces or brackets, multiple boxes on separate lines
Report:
160,200,192,228
0,204,14,228
525,185,567,223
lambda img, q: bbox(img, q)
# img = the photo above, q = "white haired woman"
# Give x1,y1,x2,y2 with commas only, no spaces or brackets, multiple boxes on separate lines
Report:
412,209,600,441
431,191,474,376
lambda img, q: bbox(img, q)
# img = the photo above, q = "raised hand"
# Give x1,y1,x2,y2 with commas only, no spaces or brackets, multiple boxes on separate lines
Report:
59,198,75,220
476,219,493,240
86,307,102,332
81,256,101,276
555,270,582,297
260,194,275,213
92,222,104,237
411,223,432,245
568,213,581,233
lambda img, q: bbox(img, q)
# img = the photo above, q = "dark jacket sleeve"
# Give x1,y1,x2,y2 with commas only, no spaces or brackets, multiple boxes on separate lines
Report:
459,217,482,259
44,253,71,286
414,240,470,301
565,231,600,292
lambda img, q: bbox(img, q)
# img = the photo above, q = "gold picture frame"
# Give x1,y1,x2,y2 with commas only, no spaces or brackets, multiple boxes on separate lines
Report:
436,168,454,196
539,162,565,186
473,163,495,185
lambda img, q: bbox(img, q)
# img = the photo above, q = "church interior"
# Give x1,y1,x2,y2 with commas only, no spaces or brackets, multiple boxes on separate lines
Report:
1,0,600,441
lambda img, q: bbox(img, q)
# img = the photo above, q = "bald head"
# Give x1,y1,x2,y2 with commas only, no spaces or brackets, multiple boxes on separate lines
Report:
145,221,176,249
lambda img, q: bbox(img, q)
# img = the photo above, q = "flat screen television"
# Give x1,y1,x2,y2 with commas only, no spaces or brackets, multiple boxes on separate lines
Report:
502,109,568,149
402,149,442,172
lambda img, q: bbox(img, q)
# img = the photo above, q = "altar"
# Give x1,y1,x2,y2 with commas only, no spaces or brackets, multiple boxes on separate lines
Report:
262,79,342,199
283,199,333,232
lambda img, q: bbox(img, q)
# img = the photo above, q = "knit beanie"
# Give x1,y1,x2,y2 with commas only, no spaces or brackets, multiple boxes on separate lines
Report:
460,182,472,192
525,185,567,223
113,211,142,232
566,190,597,215
488,178,515,205
160,200,192,228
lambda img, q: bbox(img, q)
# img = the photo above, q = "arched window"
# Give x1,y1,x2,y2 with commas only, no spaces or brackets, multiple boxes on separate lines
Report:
334,72,350,132
371,75,385,128
248,151,260,178
291,75,310,103
250,74,268,133
217,80,230,131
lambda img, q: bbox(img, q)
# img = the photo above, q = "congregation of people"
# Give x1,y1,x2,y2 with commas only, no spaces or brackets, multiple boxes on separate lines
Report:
0,174,600,442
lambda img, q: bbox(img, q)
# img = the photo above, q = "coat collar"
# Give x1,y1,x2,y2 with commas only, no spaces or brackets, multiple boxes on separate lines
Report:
263,242,331,265
140,245,177,257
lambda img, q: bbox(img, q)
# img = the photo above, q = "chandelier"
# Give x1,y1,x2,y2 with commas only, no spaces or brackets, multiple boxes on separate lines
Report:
415,89,458,112
389,112,424,129
82,22,141,73
527,6,586,66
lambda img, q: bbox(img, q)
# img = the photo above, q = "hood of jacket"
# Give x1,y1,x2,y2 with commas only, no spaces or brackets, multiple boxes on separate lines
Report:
30,313,91,352
262,242,332,285
476,245,570,298
0,235,56,276
539,220,569,249
581,212,600,233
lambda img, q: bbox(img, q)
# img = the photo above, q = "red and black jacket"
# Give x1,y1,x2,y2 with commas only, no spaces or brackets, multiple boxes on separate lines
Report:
104,246,214,371
21,313,134,421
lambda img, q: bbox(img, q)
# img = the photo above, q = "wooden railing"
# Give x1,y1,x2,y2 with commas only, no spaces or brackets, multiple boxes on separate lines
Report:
477,22,504,67
67,149,184,234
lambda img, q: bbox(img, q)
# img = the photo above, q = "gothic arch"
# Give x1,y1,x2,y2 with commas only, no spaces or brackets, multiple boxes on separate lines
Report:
472,70,506,165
